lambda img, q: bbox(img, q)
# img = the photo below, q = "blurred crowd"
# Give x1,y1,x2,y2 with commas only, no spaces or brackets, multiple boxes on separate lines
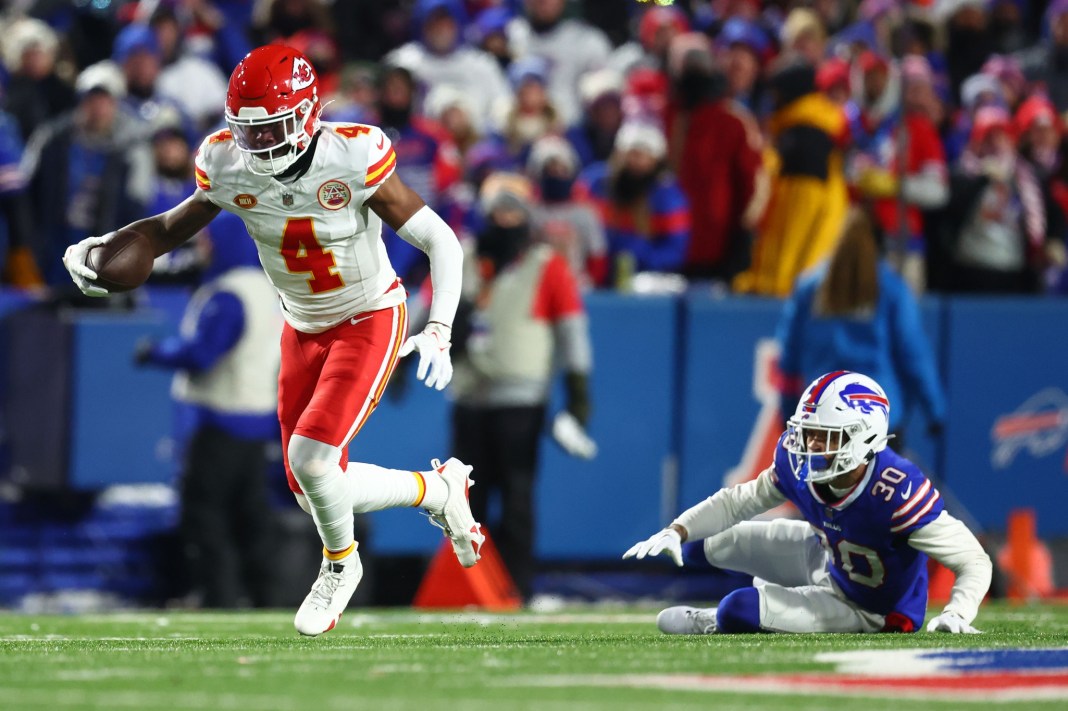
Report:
3,0,1068,297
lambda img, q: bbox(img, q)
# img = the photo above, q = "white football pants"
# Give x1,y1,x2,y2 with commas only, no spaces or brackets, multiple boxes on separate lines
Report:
703,519,885,633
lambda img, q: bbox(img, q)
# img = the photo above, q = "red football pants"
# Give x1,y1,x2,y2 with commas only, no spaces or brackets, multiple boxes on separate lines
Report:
278,302,408,493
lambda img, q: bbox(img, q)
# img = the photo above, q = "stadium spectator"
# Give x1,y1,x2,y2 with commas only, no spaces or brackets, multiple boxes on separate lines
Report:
150,6,229,132
609,5,689,79
717,17,769,111
528,136,608,287
374,65,462,284
179,0,255,74
988,0,1028,54
469,7,514,71
981,55,1028,112
667,41,765,283
134,226,283,609
141,118,204,285
0,106,39,288
1015,95,1068,290
580,122,690,283
0,17,75,143
386,0,510,122
253,0,333,45
944,106,1047,293
847,53,948,293
496,57,562,160
425,85,484,161
323,62,379,125
112,23,188,143
1017,0,1068,112
566,69,625,169
1016,95,1064,184
734,59,848,297
817,57,852,106
945,69,1006,163
450,173,594,600
507,0,612,127
780,8,827,66
776,206,946,440
22,62,150,287
944,0,996,101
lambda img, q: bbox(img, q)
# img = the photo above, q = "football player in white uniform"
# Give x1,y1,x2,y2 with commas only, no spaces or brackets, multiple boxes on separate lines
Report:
63,46,485,636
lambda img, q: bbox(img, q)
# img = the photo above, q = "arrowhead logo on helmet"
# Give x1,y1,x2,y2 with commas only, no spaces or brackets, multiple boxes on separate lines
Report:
292,57,316,91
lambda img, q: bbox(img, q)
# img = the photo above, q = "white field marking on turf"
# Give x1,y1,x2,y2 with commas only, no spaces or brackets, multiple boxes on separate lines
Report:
345,612,653,627
52,668,164,681
505,674,1068,702
0,688,359,711
0,636,207,643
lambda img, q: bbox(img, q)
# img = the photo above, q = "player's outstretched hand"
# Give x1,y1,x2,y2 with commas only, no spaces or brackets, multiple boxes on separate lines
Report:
623,528,683,567
62,234,111,297
399,321,452,391
926,611,980,634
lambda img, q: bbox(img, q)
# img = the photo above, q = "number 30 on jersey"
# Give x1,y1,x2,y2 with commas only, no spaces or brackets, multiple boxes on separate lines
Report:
280,218,344,293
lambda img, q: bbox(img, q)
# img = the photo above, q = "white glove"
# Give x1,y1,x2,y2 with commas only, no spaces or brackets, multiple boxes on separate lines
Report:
399,322,453,391
552,411,598,460
622,528,683,567
62,234,111,297
926,611,980,634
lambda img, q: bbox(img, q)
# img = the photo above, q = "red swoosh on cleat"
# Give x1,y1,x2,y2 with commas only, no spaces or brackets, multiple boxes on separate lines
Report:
325,618,337,632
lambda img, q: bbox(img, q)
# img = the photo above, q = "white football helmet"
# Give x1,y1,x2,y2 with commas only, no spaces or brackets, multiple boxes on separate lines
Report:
785,371,891,483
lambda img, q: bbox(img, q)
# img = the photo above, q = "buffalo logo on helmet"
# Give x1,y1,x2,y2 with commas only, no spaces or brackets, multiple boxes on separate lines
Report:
317,180,351,210
839,383,889,417
291,57,316,91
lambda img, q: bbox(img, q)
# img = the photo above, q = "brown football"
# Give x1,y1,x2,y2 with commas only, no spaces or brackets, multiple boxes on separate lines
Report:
85,229,155,292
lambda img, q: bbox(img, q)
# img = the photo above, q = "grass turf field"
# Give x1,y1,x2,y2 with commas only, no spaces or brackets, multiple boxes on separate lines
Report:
1,601,1066,711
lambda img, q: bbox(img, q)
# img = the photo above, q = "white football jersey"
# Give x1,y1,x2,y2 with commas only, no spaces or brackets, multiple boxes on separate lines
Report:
194,122,405,333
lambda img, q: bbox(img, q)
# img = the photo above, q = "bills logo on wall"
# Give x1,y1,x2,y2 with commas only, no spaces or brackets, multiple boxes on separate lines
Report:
991,388,1068,469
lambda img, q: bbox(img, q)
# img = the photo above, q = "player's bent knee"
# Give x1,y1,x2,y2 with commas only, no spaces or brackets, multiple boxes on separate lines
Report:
288,435,342,486
717,587,762,634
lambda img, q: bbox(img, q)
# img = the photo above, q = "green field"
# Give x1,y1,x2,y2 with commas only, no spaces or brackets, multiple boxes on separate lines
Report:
1,602,1066,711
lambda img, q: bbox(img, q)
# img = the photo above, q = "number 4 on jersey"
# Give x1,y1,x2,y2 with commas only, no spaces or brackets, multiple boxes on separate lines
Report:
281,218,344,293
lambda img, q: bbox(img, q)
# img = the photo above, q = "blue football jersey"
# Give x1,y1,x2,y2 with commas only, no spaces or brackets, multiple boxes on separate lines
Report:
771,433,944,631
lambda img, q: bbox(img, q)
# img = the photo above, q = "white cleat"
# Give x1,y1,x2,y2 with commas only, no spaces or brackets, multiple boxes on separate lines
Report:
426,458,485,568
294,547,363,636
656,606,718,635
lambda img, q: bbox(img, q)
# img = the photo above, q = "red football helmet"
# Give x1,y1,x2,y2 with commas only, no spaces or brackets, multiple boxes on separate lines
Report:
225,45,322,175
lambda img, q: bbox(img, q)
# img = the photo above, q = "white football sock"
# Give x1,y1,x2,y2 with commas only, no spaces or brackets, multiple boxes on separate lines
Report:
288,435,354,554
346,462,448,513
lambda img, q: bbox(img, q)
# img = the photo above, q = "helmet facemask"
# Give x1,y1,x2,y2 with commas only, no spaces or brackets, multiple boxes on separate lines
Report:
786,420,867,484
226,97,317,176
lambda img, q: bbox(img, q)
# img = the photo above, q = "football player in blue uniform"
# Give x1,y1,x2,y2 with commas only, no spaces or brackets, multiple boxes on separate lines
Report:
624,371,992,634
